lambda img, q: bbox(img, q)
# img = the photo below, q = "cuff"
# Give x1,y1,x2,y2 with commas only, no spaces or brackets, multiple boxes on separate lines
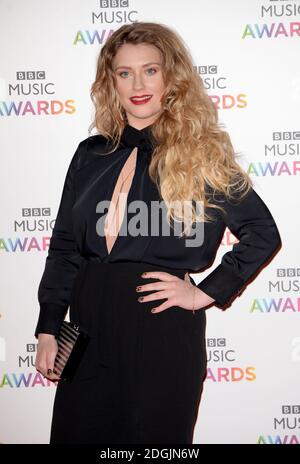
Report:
34,303,68,339
196,263,245,308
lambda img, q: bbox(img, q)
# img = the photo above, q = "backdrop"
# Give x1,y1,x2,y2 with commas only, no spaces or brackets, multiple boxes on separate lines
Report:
0,0,299,445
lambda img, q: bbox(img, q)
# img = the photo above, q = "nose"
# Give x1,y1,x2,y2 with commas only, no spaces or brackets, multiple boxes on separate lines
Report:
132,72,145,91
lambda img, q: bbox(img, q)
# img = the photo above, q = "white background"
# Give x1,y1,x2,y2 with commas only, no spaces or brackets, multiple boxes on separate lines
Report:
0,0,299,444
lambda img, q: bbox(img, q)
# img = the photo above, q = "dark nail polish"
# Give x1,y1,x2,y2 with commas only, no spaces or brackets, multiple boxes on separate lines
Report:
138,297,144,302
136,286,141,291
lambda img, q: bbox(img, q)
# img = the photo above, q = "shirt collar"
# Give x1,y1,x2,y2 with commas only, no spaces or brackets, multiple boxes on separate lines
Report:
120,123,157,153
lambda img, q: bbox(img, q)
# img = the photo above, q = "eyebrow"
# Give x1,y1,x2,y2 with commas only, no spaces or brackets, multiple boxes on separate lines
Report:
113,62,161,71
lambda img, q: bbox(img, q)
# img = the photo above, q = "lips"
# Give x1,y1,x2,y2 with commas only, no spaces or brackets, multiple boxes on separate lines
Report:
130,95,153,105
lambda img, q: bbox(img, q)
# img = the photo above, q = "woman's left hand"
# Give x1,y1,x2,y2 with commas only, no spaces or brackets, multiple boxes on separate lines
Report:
137,271,215,313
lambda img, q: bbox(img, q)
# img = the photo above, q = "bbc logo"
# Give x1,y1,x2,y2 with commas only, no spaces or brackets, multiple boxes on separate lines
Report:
277,268,300,277
100,0,129,8
273,132,300,140
193,65,218,75
206,338,226,347
16,71,45,80
22,208,50,217
282,405,300,414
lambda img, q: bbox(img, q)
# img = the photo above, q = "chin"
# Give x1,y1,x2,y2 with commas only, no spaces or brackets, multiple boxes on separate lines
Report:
133,107,161,116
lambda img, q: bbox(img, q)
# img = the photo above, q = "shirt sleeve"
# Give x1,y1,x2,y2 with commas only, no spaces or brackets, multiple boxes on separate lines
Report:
34,142,84,339
196,185,282,308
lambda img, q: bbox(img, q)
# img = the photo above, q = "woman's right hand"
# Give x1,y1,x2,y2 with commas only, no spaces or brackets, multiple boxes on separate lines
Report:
35,333,61,381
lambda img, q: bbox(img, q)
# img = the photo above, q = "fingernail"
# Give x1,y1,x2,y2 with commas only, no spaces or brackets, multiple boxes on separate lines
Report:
136,286,141,291
47,369,52,375
142,272,147,276
138,297,144,302
151,308,156,313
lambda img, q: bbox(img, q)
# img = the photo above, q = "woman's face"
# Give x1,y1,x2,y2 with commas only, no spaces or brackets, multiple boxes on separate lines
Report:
112,43,166,130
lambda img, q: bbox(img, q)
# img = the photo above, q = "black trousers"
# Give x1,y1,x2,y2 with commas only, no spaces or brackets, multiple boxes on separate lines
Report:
50,260,207,444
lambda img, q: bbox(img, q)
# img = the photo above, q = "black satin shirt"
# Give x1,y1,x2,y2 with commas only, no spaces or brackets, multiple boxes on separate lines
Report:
34,123,282,338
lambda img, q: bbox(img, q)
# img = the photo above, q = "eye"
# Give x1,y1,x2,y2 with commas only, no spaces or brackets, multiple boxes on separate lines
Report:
146,68,157,75
117,67,158,78
118,71,129,78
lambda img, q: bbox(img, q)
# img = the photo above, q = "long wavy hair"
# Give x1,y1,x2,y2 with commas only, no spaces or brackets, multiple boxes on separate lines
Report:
89,21,253,236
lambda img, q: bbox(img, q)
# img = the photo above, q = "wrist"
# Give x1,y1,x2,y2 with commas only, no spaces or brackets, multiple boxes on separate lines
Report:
38,333,56,341
194,286,215,309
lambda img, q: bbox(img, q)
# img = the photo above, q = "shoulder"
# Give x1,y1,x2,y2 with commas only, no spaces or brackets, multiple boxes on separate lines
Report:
72,134,114,171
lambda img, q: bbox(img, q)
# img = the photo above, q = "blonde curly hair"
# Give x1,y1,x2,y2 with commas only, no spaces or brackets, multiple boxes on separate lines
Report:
89,21,253,236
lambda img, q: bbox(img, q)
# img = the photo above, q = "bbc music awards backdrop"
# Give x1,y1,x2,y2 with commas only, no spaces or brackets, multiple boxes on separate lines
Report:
0,0,299,445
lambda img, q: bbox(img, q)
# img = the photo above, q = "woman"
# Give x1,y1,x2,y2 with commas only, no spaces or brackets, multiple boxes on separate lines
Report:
34,22,281,444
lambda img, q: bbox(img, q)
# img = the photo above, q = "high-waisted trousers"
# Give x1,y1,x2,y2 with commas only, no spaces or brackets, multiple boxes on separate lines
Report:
49,259,207,444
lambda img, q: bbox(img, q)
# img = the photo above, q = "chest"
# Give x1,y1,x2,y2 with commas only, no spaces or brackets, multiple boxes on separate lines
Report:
72,149,162,234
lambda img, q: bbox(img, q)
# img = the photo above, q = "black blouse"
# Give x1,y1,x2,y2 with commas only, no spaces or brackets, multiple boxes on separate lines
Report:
34,123,282,338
